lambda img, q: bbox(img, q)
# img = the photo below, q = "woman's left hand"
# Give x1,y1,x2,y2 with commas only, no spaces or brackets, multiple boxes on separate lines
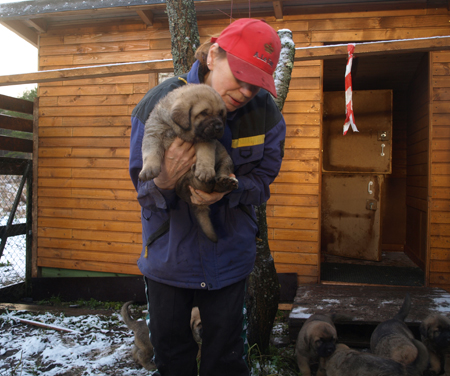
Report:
189,188,229,206
189,174,236,205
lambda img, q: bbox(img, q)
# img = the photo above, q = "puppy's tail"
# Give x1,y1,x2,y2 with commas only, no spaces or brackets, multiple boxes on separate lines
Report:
121,301,141,333
394,293,411,322
192,204,218,243
406,339,429,376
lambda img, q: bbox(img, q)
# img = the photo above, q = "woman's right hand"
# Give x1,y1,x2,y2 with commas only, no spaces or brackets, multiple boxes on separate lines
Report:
153,137,196,190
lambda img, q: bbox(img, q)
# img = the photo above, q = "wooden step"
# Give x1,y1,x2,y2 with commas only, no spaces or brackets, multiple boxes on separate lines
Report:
288,284,450,348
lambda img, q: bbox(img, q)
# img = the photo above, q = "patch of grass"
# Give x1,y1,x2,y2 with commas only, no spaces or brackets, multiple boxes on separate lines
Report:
248,343,300,376
36,296,127,311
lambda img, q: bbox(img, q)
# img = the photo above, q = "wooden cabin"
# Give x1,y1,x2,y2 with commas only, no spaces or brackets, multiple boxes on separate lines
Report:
2,0,450,296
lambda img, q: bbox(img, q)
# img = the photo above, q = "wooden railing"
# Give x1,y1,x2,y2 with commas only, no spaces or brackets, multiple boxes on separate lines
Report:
0,94,34,173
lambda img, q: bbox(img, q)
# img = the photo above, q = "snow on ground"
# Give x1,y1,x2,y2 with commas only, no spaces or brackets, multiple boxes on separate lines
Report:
0,308,297,376
0,309,154,376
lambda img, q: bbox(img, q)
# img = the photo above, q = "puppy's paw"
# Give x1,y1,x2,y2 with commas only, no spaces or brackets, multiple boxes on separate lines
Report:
216,176,239,192
138,166,160,182
194,166,216,182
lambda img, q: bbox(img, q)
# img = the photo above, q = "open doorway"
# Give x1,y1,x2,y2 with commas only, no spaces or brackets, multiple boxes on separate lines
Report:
320,51,428,286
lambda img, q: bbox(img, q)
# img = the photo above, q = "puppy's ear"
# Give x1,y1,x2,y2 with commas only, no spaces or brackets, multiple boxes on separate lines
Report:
171,100,191,130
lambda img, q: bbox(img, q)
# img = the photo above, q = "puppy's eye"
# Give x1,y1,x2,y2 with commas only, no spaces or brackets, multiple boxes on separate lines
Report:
200,110,209,117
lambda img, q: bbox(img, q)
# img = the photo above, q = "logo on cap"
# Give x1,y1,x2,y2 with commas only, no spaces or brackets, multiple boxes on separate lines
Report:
253,52,275,69
264,43,274,54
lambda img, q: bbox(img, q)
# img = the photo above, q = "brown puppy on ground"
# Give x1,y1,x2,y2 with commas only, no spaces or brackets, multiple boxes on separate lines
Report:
370,293,428,375
121,302,203,369
322,343,422,376
295,313,344,376
420,312,450,375
139,83,238,242
120,301,155,371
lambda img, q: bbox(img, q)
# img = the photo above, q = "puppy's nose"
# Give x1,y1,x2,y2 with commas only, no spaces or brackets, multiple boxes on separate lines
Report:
214,123,223,132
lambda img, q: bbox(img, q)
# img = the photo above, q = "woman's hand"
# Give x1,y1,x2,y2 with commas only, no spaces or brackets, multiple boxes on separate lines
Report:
154,137,196,190
189,174,236,205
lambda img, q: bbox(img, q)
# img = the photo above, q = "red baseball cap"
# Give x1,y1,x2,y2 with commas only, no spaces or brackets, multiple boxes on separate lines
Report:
211,19,281,98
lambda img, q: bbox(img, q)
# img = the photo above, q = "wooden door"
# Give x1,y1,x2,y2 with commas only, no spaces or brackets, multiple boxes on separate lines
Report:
323,90,393,173
321,174,384,261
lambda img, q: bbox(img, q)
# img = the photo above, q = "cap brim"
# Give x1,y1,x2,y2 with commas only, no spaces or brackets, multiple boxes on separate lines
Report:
227,54,278,98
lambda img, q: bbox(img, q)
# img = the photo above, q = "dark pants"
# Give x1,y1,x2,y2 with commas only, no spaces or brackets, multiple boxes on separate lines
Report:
145,278,249,376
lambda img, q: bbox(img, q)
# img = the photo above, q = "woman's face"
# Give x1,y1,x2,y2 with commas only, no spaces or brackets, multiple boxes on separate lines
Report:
205,44,260,112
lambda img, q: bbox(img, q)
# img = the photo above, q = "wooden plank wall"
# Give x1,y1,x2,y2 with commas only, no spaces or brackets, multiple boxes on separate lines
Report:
35,21,164,275
430,50,450,289
35,6,450,288
267,6,450,285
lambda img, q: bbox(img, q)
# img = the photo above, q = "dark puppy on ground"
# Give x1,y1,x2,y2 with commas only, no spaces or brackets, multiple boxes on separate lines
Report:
420,312,450,375
322,343,423,376
295,313,348,376
139,83,238,242
370,293,428,375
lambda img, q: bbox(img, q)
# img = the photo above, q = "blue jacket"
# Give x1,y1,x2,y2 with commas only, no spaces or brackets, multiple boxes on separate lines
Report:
129,61,286,290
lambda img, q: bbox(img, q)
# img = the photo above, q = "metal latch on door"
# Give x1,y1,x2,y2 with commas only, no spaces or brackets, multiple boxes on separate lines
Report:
366,199,378,211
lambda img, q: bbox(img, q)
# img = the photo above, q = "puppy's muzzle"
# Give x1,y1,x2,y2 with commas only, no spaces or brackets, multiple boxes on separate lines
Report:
196,118,224,140
318,342,336,358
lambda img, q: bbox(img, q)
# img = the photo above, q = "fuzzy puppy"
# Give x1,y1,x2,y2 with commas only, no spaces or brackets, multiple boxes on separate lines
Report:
121,302,203,369
139,84,238,242
370,293,428,375
295,313,341,376
121,301,156,371
322,343,421,376
420,313,450,375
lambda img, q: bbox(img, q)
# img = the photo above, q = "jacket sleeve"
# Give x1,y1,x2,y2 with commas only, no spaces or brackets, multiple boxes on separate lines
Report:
227,116,286,208
129,116,178,211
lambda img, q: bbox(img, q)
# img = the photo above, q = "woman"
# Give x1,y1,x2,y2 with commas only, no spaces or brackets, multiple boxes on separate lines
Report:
129,18,286,376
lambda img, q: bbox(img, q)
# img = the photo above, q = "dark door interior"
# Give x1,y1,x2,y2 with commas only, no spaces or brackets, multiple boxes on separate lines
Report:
320,51,428,286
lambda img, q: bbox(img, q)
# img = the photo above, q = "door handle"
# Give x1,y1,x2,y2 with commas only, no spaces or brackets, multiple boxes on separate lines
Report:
381,143,385,157
368,181,373,195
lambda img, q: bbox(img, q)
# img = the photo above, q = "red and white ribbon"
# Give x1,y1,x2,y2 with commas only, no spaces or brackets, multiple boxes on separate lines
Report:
343,44,358,135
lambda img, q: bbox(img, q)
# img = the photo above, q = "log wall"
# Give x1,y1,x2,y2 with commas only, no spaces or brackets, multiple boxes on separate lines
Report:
34,6,450,289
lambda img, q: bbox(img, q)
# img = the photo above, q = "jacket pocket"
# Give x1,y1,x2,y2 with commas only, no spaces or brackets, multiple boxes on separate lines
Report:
231,144,264,173
142,208,152,221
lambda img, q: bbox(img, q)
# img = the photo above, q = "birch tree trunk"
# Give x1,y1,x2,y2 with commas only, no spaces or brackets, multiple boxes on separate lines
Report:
245,29,295,355
166,0,201,75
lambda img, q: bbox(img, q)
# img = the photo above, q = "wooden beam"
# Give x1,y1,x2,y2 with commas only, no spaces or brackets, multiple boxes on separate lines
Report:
273,1,283,20
0,135,33,154
0,95,34,114
0,114,33,133
0,59,174,87
0,157,29,175
294,35,450,61
0,20,38,47
24,18,47,33
136,9,154,26
1,35,449,89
